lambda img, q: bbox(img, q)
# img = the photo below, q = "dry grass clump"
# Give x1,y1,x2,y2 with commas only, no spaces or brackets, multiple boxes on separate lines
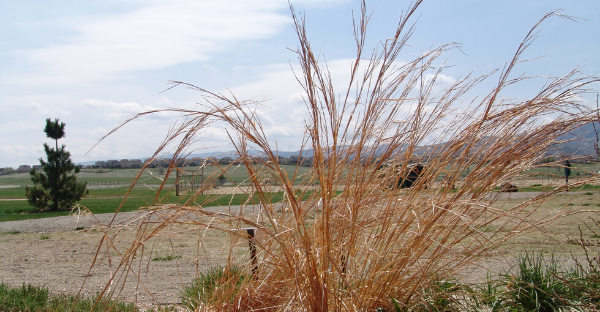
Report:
87,1,598,311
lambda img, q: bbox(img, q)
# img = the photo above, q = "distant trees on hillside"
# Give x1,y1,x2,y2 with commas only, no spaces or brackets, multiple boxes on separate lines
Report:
87,155,313,169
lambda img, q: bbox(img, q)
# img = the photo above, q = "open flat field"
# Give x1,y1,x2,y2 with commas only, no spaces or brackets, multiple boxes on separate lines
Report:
0,165,311,222
1,164,600,308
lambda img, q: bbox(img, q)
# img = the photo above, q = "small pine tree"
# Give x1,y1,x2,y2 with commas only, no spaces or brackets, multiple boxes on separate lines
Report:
26,118,87,212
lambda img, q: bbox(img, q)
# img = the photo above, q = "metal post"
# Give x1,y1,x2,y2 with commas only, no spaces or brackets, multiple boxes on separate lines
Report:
175,169,180,196
246,228,258,277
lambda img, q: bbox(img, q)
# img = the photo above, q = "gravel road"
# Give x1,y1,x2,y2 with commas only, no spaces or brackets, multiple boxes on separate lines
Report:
0,211,146,233
0,203,265,234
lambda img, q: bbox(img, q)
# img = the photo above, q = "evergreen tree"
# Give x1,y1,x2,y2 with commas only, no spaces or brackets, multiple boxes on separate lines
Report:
26,118,87,211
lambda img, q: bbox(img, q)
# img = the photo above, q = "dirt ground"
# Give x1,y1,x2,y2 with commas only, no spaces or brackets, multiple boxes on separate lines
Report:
1,187,600,310
0,186,286,309
0,205,249,310
0,228,223,308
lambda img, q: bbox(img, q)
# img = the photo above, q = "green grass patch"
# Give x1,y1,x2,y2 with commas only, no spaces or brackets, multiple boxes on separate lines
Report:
578,184,600,191
0,173,32,187
0,197,155,222
152,254,182,262
0,191,294,222
0,186,164,200
497,252,582,311
0,165,311,192
181,265,246,310
0,283,150,312
0,186,29,199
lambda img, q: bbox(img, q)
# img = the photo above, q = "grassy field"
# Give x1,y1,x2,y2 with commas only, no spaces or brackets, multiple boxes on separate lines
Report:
0,165,311,222
1,162,598,222
0,164,312,188
0,283,146,312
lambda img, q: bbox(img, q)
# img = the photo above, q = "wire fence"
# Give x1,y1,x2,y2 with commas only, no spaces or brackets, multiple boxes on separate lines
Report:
86,181,130,186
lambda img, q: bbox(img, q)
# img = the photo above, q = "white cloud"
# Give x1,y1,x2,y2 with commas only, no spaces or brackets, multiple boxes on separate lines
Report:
203,63,219,73
0,145,42,159
0,53,460,168
80,98,176,120
82,99,146,119
423,73,457,93
206,57,463,151
23,102,72,117
292,0,350,7
18,1,292,85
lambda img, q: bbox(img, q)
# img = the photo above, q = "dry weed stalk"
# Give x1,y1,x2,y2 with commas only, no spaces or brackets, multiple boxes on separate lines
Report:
87,2,599,311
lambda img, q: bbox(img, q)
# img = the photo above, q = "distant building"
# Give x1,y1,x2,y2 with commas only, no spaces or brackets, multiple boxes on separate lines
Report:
219,157,234,165
205,157,218,165
119,159,131,168
146,158,169,168
276,156,285,164
0,167,15,175
188,157,204,166
175,158,187,167
106,160,121,169
129,159,143,168
16,165,31,173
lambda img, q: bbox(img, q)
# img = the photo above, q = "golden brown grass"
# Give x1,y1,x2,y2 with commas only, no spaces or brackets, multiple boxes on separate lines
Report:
85,1,599,311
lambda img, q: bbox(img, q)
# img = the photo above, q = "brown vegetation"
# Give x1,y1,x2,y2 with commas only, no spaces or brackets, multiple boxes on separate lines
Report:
87,1,599,311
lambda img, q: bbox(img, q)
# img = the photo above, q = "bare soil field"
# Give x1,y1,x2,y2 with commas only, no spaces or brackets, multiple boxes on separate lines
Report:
1,188,600,310
0,205,249,310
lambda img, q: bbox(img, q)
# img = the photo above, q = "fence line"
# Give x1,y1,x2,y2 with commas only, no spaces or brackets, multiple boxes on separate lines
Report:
86,181,128,186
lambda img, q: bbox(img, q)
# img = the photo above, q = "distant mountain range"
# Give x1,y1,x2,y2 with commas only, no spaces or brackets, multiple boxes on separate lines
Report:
78,122,600,166
174,149,315,159
552,121,600,156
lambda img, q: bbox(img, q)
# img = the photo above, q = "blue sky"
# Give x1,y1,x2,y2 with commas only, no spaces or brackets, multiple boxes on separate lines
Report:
1,0,599,168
